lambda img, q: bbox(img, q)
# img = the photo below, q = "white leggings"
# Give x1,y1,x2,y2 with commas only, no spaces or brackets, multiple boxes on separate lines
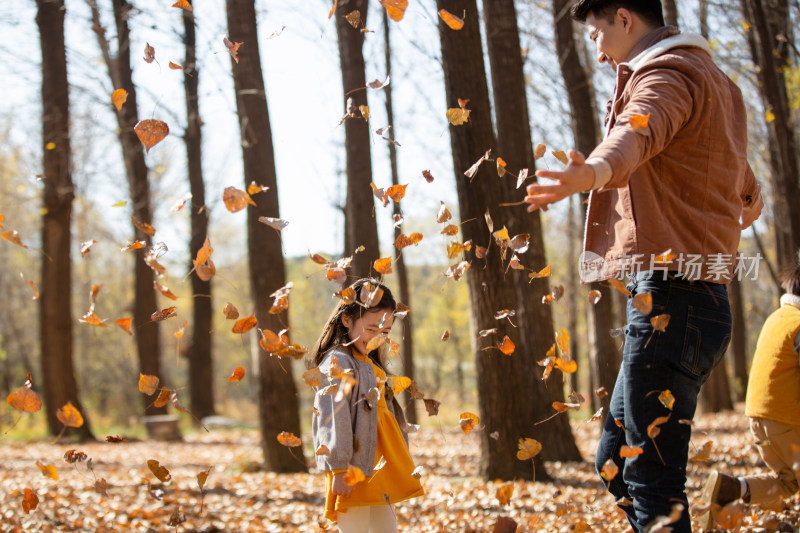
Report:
336,505,397,533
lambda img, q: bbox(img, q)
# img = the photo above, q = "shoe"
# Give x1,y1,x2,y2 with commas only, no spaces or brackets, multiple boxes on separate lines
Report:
696,471,741,530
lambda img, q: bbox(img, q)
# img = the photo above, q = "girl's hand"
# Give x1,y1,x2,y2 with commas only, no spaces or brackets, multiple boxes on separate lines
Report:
331,472,353,498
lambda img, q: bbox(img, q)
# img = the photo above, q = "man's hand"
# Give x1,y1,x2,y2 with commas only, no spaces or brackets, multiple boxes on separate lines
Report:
741,191,763,230
525,149,595,212
331,472,353,499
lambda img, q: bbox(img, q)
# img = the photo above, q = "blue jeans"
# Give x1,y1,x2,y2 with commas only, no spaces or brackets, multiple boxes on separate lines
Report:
595,272,731,532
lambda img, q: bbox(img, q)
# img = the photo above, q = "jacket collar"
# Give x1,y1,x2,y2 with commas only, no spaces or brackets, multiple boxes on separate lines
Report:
780,294,800,309
620,26,712,72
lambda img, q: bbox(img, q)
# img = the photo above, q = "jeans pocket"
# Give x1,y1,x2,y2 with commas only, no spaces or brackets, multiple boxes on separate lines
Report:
680,305,732,377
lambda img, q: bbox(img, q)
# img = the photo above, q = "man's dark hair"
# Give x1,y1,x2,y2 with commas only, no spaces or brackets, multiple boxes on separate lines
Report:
571,0,665,28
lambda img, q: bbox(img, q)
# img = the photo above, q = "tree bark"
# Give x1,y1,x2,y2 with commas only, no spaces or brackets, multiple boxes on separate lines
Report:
552,0,621,409
436,0,552,481
700,361,734,413
336,0,380,278
91,0,166,416
484,0,581,463
662,0,679,27
742,0,800,270
728,277,748,401
227,0,306,472
382,9,417,424
37,0,93,439
183,6,215,421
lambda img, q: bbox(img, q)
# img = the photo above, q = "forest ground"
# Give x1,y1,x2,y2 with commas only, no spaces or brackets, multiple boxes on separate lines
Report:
1,404,799,532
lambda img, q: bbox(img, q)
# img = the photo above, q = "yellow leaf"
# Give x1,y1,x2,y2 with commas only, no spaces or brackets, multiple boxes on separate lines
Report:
765,109,775,123
446,107,470,126
388,376,412,395
35,461,59,481
138,374,160,395
552,150,568,164
658,389,675,410
516,437,542,460
111,89,128,111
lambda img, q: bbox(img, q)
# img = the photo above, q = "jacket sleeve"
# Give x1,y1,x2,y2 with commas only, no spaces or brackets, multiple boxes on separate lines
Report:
741,163,762,211
588,65,694,191
312,350,356,471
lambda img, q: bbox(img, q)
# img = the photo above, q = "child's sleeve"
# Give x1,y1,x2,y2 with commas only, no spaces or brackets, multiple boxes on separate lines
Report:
312,353,355,471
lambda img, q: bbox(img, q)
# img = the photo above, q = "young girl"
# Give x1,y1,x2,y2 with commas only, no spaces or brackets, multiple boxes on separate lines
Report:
311,279,423,532
698,252,800,529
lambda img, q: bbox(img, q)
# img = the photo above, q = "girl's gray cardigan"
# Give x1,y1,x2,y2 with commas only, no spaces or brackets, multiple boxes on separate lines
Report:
311,346,409,477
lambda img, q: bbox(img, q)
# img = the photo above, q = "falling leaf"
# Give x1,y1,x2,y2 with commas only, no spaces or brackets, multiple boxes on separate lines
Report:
25,279,39,300
258,216,289,231
143,43,156,63
111,89,128,111
632,292,653,315
223,37,243,63
106,435,129,443
496,157,507,177
172,0,192,9
153,282,178,301
315,445,330,455
147,459,172,482
552,150,569,165
459,412,480,434
64,449,87,463
79,311,107,327
228,367,245,382
395,233,423,249
556,328,570,356
422,169,434,183
588,289,602,304
168,61,184,70
600,459,619,481
1,230,28,248
438,8,465,30
345,10,361,28
443,261,471,281
648,415,671,439
277,431,302,447
57,402,84,428
587,407,604,422
386,184,407,202
151,307,177,322
607,278,632,296
446,105,470,126
223,186,256,213
7,387,42,412
121,240,145,252
628,113,651,135
423,398,440,416
343,465,365,486
651,314,671,332
516,438,542,460
496,483,514,505
527,265,552,281
765,109,776,123
359,105,369,120
620,445,644,458
374,257,393,275
388,376,412,395
133,120,169,153
380,0,408,21
154,388,170,408
35,461,58,481
658,390,675,410
689,440,713,462
464,149,492,180
197,468,211,490
596,386,608,399
437,202,452,223
497,336,515,355
115,318,133,336
232,313,257,334
138,374,159,395
534,144,546,159
22,488,38,514
516,168,529,189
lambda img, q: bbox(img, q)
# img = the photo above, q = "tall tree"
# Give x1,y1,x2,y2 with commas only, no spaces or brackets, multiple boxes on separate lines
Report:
484,0,581,462
227,0,306,472
742,0,800,270
336,0,380,278
552,0,621,409
382,8,417,424
662,0,678,26
182,5,215,420
37,0,93,439
437,0,553,480
89,0,166,416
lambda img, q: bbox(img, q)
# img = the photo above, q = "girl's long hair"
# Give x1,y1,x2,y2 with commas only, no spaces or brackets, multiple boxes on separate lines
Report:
310,278,396,369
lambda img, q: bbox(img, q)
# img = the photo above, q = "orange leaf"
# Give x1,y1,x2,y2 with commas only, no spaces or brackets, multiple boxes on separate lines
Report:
496,483,514,505
437,201,452,223
343,465,366,486
328,0,338,19
516,438,542,460
143,42,156,63
380,0,408,21
552,150,569,164
121,240,145,252
308,251,329,264
154,282,178,300
497,335,515,355
648,415,671,439
22,488,38,514
277,431,302,447
228,366,245,382
115,318,133,336
441,330,450,341
386,184,407,202
528,265,551,280
600,458,619,480
80,239,96,256
588,289,602,304
172,0,192,9
35,461,58,481
169,61,184,70
619,445,644,458
57,402,84,428
133,119,169,153
132,215,156,236
554,357,577,374
608,278,632,296
629,113,650,134
147,459,172,482
269,297,289,315
651,314,671,332
658,389,675,410
395,232,423,249
534,144,546,159
303,367,326,388
459,412,480,434
111,89,128,111
7,387,42,413
154,387,170,408
374,257,393,275
1,230,28,248
233,313,257,334
223,37,243,63
438,8,464,30
223,186,255,213
151,307,177,322
138,374,160,395
197,467,211,489
632,292,653,315
496,157,507,177
196,259,215,282
174,320,188,340
222,302,239,320
79,311,107,327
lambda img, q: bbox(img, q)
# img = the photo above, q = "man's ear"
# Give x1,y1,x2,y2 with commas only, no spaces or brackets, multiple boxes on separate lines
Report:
617,8,632,31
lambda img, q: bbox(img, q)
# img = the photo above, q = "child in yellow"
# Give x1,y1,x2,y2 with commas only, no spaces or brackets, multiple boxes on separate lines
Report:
310,279,423,532
698,254,800,529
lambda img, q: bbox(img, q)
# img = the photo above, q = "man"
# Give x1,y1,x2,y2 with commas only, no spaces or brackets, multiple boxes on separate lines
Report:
524,1,763,532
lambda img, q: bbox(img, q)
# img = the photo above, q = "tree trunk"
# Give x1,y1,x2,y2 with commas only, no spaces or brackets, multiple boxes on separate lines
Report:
91,0,166,416
437,0,551,481
662,0,679,26
382,9,417,424
727,277,748,401
700,361,734,413
484,0,581,464
553,0,621,409
183,6,215,421
742,0,800,270
227,0,306,472
567,195,580,395
336,0,380,278
37,0,93,439
698,0,709,40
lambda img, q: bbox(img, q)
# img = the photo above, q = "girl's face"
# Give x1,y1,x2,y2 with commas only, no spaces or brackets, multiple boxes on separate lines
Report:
342,308,394,356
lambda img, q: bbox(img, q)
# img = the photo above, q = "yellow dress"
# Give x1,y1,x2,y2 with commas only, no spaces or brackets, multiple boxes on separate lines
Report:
324,353,424,521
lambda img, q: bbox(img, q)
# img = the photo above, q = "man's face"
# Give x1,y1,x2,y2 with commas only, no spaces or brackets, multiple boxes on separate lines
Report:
586,11,630,69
